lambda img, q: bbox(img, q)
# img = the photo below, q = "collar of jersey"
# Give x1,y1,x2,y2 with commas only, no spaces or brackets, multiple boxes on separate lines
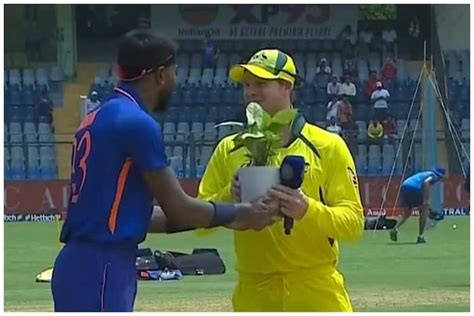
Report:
115,82,149,114
284,113,306,147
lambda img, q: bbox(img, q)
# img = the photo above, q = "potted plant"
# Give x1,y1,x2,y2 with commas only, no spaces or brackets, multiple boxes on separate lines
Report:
215,102,298,202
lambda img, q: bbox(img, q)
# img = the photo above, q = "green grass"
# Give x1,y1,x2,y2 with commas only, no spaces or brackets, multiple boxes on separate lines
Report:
4,217,470,312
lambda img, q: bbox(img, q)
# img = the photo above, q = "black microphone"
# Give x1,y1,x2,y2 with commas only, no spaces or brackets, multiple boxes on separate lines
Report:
280,155,305,235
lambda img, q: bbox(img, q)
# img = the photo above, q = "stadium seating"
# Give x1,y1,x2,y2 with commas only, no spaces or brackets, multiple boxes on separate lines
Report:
15,41,461,180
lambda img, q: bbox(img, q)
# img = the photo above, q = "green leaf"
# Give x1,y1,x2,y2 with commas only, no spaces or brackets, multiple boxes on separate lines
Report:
270,109,298,125
261,109,272,129
266,122,286,135
236,103,296,166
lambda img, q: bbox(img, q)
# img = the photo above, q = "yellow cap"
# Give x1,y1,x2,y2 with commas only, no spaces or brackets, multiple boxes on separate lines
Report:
229,49,298,86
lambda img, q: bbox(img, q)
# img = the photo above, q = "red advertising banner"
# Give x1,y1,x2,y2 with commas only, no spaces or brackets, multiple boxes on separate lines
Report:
4,177,469,215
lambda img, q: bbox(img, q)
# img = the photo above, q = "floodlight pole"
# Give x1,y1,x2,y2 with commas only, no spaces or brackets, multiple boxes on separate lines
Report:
422,40,443,213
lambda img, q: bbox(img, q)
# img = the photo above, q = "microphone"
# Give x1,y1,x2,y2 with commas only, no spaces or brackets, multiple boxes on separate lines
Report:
280,155,305,235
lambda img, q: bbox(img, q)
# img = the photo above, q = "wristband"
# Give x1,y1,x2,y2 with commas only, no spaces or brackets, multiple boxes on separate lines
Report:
208,201,237,227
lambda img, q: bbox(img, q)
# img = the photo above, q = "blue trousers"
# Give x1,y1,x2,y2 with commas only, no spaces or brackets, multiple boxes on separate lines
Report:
51,240,137,312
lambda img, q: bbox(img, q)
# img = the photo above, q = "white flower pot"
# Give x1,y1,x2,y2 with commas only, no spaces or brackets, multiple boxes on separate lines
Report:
238,166,280,203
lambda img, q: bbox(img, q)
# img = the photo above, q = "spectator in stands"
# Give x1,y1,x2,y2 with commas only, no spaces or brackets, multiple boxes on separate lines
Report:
326,95,339,122
326,116,342,136
313,59,331,91
383,114,398,144
202,33,219,69
343,59,358,81
337,95,353,131
326,76,341,99
36,89,53,124
343,120,359,157
370,81,390,121
339,75,357,102
316,58,331,75
382,27,398,57
364,70,379,99
85,91,101,115
370,31,384,53
381,56,398,86
408,16,421,59
342,40,355,62
367,119,384,147
357,24,373,60
337,25,356,50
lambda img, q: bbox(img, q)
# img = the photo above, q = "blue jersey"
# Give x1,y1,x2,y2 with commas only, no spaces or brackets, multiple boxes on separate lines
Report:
402,171,440,190
60,83,168,245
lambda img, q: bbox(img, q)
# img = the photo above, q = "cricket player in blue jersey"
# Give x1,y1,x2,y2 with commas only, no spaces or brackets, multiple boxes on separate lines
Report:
50,29,279,312
389,166,446,243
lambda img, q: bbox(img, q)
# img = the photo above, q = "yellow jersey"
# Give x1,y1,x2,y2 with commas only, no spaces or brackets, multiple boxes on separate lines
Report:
368,122,384,138
198,115,364,274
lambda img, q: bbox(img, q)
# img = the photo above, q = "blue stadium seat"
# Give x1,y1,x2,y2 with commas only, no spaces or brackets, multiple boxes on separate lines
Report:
223,86,233,105
169,89,180,107
302,86,317,106
355,155,367,176
299,105,312,119
24,106,36,123
28,163,41,179
208,106,220,123
11,160,25,180
178,106,192,122
232,86,244,105
209,86,220,105
192,106,206,122
4,84,10,107
196,88,206,106
40,158,57,180
315,88,327,104
165,107,179,123
182,89,192,107
4,162,12,180
312,104,327,122
9,85,22,106
22,85,37,106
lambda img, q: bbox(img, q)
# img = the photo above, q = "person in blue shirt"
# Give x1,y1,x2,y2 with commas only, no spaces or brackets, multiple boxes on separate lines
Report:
202,33,219,68
389,166,446,244
50,29,279,312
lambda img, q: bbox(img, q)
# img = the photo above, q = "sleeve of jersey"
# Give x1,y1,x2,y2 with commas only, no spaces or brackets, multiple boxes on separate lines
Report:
303,137,365,242
123,115,169,171
197,139,233,203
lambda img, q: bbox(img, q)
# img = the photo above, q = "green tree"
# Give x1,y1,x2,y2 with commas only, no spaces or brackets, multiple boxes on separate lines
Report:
359,4,396,20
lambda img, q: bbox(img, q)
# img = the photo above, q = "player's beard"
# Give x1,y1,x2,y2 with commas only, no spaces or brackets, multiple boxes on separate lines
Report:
154,88,173,113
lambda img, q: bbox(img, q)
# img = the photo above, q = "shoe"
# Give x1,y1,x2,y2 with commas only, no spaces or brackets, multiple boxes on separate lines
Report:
416,236,426,244
389,229,398,242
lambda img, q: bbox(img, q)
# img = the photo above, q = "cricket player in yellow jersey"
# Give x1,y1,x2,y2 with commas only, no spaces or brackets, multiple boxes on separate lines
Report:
198,49,364,312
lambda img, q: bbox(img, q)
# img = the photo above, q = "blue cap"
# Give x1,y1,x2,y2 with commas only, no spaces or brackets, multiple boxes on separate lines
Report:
432,165,446,177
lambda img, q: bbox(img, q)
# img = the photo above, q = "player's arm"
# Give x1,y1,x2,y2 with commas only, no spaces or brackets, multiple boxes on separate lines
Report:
123,115,277,233
269,136,364,242
121,116,213,231
143,167,278,232
422,177,433,205
304,137,364,242
198,139,234,203
147,205,167,233
143,168,214,230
